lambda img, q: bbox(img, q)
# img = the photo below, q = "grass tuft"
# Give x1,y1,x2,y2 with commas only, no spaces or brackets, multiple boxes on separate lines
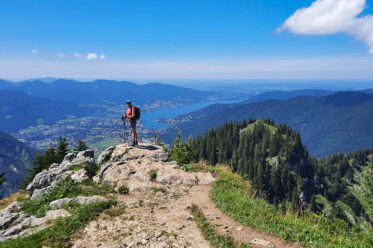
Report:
148,169,157,181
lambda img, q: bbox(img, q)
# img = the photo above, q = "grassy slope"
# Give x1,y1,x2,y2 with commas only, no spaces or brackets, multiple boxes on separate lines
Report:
209,167,373,248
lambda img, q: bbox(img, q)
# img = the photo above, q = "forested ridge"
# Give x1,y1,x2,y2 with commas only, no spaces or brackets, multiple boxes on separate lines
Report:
169,119,373,232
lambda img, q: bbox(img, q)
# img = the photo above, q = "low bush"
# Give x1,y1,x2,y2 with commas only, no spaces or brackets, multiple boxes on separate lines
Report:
118,186,130,195
148,169,157,181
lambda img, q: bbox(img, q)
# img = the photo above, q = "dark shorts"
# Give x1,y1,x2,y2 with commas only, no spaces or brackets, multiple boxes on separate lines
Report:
129,119,137,130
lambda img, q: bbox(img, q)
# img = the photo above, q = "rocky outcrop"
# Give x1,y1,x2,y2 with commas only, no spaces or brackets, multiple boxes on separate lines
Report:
26,150,95,199
95,143,213,192
0,201,71,241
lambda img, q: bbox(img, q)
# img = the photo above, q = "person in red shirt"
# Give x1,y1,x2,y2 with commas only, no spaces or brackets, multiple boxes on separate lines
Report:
122,100,138,146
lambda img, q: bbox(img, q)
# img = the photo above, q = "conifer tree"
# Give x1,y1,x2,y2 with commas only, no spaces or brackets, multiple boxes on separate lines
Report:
74,139,88,153
56,137,69,163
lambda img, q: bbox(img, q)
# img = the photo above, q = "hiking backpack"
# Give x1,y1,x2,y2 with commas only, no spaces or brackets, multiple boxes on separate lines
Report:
133,106,141,120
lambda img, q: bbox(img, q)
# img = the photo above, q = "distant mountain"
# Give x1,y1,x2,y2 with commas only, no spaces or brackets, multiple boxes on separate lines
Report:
0,90,104,132
0,79,232,106
243,89,334,103
0,131,34,197
163,91,373,157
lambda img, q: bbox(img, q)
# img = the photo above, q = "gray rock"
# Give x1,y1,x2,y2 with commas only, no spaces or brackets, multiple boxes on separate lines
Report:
97,146,116,165
0,202,23,230
49,198,73,209
71,169,89,183
26,149,95,199
49,195,108,209
0,209,71,241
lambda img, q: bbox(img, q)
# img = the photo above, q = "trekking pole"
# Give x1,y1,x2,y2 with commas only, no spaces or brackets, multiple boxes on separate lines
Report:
122,118,128,144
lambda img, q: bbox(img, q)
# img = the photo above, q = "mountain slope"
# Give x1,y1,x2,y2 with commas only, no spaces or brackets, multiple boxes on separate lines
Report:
174,119,373,233
0,90,103,132
164,92,373,157
244,89,334,103
0,131,34,197
0,79,231,106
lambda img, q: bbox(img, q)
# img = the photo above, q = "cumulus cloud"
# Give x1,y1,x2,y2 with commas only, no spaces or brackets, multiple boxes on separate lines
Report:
278,0,373,54
31,49,38,54
73,53,82,58
86,53,98,60
99,54,105,60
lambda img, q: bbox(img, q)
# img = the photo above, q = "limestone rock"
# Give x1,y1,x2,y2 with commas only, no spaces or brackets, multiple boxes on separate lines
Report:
0,207,71,241
50,195,108,209
71,169,89,183
0,202,23,230
97,143,216,193
26,150,95,199
97,146,116,165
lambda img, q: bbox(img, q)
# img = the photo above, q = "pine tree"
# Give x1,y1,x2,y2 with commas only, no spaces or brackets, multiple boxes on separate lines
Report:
291,188,299,212
74,140,88,153
309,194,318,212
56,137,69,163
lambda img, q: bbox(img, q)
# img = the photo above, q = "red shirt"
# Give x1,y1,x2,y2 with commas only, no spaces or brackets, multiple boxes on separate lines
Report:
126,106,135,120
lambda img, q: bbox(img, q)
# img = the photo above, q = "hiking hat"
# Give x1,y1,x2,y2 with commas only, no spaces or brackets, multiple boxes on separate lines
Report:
126,100,132,104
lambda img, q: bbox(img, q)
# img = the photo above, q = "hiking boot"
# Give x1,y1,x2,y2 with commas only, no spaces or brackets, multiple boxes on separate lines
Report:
135,140,139,146
129,141,135,146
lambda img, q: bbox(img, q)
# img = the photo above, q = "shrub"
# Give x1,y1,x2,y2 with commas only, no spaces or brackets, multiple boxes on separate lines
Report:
148,169,157,181
83,162,98,178
118,186,130,195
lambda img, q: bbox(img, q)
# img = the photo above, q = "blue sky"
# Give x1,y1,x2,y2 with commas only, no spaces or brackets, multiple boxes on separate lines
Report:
1,0,373,80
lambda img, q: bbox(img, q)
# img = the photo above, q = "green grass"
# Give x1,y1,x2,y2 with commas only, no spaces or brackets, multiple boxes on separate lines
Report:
191,204,250,248
210,167,373,248
20,179,112,217
0,200,114,248
148,169,157,181
104,205,126,217
153,186,167,194
89,138,121,151
240,121,277,134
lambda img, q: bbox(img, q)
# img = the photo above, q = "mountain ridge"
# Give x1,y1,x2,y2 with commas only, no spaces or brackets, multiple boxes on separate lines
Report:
163,91,373,157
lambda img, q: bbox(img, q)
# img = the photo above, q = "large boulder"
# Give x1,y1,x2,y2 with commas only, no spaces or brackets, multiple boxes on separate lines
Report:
96,143,213,193
26,150,95,199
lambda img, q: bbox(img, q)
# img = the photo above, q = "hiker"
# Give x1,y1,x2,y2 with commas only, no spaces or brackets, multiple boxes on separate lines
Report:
122,100,139,146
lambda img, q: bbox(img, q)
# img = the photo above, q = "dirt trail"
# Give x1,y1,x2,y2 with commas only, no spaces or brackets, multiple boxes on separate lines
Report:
188,184,301,248
73,181,300,248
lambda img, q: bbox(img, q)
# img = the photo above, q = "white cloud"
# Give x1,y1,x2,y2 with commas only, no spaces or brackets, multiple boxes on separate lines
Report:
86,53,98,60
31,49,38,54
58,53,65,58
73,53,82,58
278,0,373,54
99,54,105,60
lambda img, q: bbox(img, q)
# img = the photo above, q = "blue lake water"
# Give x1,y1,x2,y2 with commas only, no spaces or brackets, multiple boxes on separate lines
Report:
141,100,240,129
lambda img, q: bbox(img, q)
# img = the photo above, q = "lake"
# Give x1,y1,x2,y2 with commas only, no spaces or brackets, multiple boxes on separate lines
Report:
141,100,240,129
